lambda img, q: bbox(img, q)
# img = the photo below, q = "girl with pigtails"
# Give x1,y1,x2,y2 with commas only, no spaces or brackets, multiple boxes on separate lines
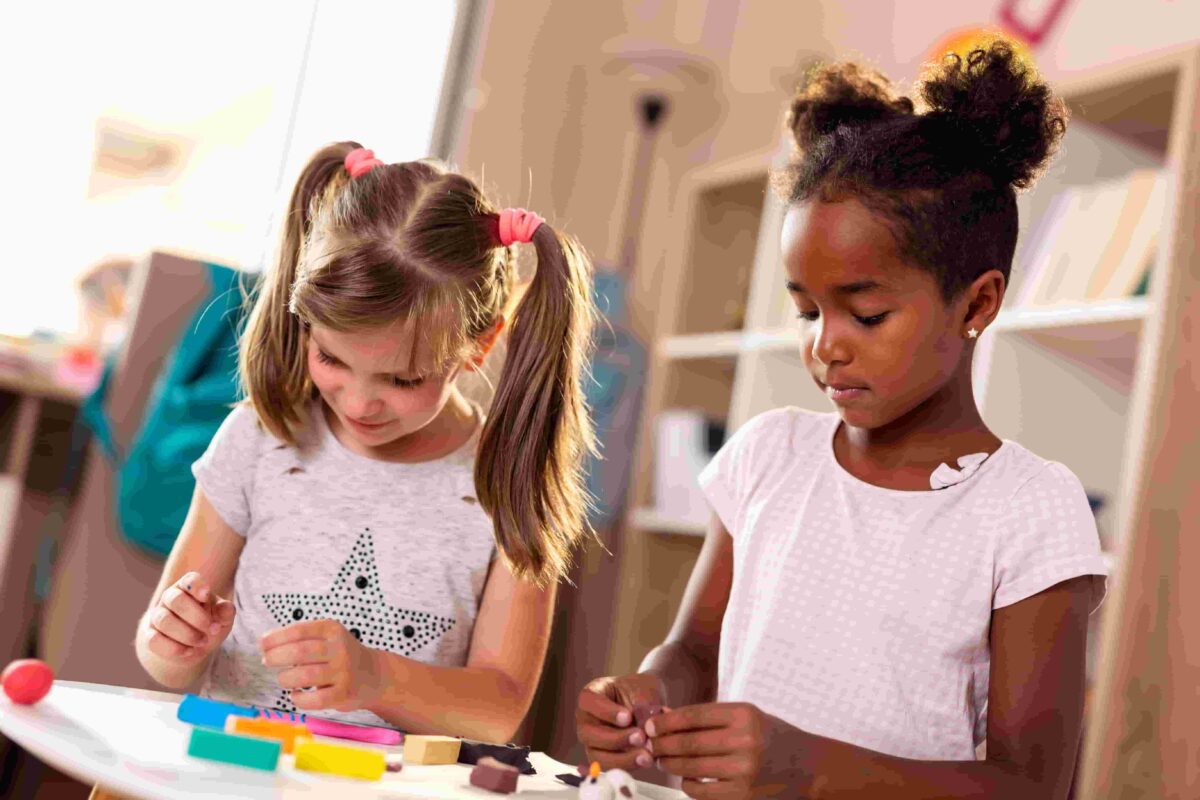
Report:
134,142,596,743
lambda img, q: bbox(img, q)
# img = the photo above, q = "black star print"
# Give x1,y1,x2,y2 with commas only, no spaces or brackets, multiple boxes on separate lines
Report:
262,528,456,681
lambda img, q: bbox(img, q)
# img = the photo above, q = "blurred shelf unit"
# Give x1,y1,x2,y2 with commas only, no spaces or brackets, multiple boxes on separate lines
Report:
607,44,1200,677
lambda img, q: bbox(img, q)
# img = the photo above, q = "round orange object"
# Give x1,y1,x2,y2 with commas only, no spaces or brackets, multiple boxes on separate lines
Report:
2,659,54,705
925,26,1036,71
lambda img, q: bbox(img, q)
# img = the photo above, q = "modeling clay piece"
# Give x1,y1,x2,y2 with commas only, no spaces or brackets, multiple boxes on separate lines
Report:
579,762,614,800
257,708,403,745
458,740,535,774
631,703,663,731
1,659,54,705
187,727,281,771
385,757,404,773
226,717,311,754
402,734,462,765
177,694,258,728
605,768,637,799
294,740,386,781
470,756,520,794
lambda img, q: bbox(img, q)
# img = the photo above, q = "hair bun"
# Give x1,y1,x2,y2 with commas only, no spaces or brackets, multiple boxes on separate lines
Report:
787,62,915,151
919,41,1067,188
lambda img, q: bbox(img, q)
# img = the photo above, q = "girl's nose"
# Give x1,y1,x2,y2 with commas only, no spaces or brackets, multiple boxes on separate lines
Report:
810,320,851,367
342,385,384,419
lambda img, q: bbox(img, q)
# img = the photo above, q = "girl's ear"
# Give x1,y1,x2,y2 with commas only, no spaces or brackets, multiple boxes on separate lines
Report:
960,269,1005,338
465,316,506,371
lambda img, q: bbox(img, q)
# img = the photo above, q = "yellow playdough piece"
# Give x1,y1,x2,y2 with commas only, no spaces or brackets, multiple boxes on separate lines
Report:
225,717,312,754
402,735,462,765
294,740,387,781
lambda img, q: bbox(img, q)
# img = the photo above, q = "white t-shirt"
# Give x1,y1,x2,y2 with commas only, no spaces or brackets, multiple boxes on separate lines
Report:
698,408,1108,761
192,402,497,726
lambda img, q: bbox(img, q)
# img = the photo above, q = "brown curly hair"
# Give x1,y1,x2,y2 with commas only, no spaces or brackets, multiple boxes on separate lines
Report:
775,41,1068,300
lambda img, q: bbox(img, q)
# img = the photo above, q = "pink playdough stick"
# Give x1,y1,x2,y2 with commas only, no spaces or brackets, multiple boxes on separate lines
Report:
257,708,402,745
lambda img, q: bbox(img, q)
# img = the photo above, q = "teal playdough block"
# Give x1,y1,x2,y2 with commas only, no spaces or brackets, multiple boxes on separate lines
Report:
187,727,281,771
177,694,258,729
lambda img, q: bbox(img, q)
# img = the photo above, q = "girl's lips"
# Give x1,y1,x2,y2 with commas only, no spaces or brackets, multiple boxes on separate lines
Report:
819,380,868,403
347,417,390,431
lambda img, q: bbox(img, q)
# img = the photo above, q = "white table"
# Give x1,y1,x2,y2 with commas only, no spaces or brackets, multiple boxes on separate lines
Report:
0,681,685,799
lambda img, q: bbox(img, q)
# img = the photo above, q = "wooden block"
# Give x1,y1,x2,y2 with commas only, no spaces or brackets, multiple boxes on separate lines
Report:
177,694,257,729
225,717,311,754
187,727,281,771
470,756,520,794
294,740,386,781
402,734,462,765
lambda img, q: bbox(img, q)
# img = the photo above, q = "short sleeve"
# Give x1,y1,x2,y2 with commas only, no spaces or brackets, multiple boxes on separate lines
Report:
993,462,1109,614
697,409,794,538
191,404,268,537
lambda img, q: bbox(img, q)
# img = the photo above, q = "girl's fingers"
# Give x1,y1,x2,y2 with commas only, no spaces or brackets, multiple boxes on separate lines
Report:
261,639,329,669
161,583,217,636
650,729,740,758
177,572,211,603
276,664,332,691
151,606,208,648
290,686,340,711
656,754,746,780
578,721,647,752
679,777,746,800
146,629,199,661
578,685,632,727
582,747,650,773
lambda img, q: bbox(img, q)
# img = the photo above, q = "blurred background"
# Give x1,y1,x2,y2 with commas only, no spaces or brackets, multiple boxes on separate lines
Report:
1,0,1197,796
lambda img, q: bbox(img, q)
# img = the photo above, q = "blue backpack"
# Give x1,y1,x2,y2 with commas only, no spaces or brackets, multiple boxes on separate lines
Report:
81,262,249,557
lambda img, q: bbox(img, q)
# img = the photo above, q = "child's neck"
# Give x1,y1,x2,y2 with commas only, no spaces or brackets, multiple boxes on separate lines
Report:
835,370,1001,491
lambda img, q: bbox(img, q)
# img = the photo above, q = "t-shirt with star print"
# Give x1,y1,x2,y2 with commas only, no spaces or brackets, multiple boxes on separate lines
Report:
191,401,496,727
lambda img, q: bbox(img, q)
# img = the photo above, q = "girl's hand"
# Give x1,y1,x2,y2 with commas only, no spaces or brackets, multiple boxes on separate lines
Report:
143,571,236,665
259,619,383,713
576,673,667,772
648,702,802,800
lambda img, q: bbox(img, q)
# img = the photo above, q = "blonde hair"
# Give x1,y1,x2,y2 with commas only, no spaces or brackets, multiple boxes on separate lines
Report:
240,142,597,586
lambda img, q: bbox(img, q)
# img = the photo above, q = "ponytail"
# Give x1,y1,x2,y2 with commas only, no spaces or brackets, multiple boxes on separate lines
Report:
475,224,598,587
239,141,359,444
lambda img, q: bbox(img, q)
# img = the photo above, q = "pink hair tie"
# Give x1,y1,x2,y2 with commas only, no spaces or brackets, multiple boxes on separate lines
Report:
344,147,384,178
498,208,545,246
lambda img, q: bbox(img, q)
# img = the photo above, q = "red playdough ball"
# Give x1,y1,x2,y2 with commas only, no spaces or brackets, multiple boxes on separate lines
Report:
2,659,54,705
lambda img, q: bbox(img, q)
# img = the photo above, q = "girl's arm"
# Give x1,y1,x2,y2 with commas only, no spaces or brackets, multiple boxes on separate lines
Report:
368,556,555,743
134,487,245,689
639,513,734,707
575,514,733,772
651,575,1094,800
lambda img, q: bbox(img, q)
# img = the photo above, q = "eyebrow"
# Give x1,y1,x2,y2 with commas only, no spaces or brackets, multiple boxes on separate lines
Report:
785,279,888,296
310,334,425,380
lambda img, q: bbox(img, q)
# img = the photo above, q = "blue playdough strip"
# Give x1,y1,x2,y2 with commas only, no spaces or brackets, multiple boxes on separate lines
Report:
176,694,258,728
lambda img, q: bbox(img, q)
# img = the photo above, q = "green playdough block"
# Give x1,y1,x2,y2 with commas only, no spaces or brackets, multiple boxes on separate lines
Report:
188,727,281,771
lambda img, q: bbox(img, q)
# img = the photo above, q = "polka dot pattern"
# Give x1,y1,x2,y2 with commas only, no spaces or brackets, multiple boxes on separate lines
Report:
698,408,1109,762
262,529,456,659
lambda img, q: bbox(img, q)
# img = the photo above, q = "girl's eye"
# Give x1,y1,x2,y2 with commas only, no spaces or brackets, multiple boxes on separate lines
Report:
796,310,819,322
316,350,341,366
855,312,889,327
392,377,424,390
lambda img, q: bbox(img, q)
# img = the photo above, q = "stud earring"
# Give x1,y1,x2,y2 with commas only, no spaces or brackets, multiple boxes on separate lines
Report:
966,328,979,339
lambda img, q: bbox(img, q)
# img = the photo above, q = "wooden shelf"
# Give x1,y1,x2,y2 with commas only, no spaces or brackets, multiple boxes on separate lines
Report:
660,331,744,359
992,297,1151,333
733,297,1153,358
629,508,707,536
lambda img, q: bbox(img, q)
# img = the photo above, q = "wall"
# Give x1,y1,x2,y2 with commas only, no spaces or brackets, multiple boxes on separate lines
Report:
453,0,1199,760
